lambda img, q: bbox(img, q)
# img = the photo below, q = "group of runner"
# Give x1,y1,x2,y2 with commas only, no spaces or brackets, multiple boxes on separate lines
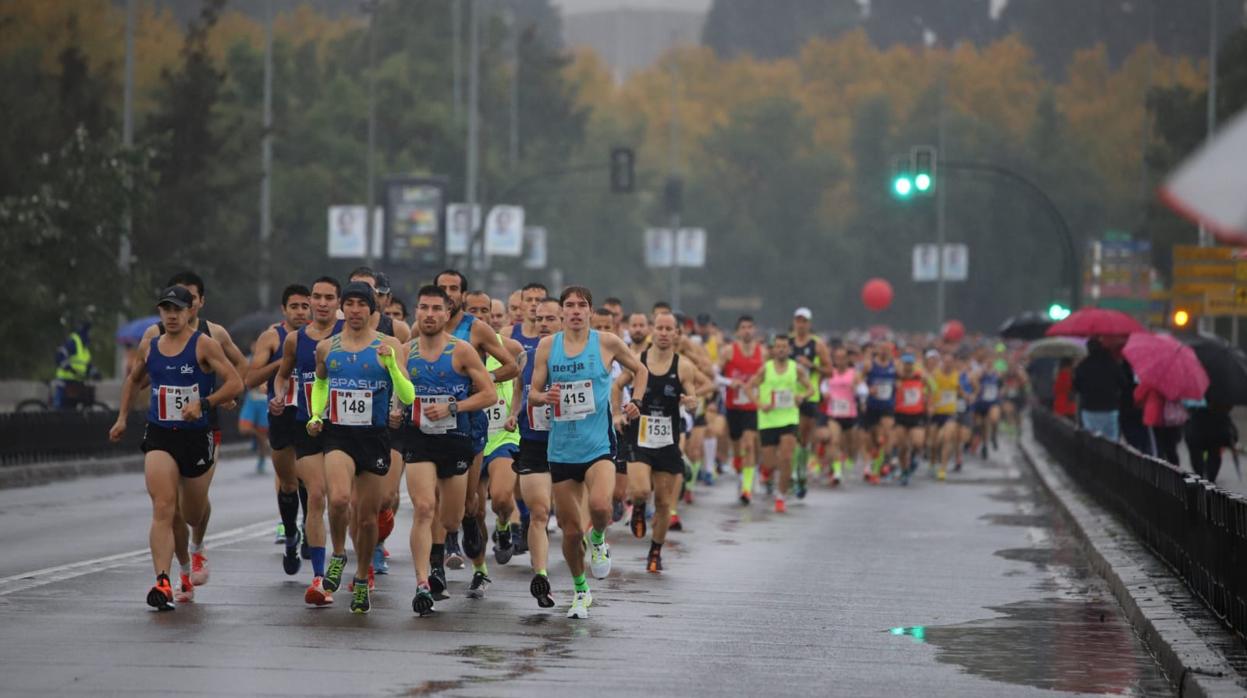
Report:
112,270,1025,619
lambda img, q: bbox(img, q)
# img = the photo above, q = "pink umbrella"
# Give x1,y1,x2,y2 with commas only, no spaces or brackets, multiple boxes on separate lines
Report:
1045,308,1145,338
1122,332,1209,401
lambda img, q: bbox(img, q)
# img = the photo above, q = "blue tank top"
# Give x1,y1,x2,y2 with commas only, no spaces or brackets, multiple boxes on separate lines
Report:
449,313,475,342
146,332,214,429
978,372,1002,405
324,334,391,429
517,330,548,442
265,324,289,400
406,337,473,438
866,360,897,411
294,320,344,422
546,330,614,464
958,372,975,412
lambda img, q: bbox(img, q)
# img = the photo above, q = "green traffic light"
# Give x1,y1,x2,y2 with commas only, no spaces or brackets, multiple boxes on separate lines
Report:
914,173,931,192
893,177,913,197
1047,303,1070,321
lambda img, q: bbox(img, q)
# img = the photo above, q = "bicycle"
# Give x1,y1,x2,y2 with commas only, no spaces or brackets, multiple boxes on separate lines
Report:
15,380,111,413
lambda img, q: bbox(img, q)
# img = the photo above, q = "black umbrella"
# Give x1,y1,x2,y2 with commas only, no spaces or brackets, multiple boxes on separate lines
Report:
1179,332,1247,405
228,311,282,350
999,311,1053,341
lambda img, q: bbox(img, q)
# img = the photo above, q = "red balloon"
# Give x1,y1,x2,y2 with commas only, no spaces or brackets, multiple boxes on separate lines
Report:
861,278,893,312
942,319,965,343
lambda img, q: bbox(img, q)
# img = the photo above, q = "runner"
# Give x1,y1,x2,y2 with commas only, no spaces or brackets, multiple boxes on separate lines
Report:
627,312,651,351
489,297,509,333
892,352,930,486
789,308,831,498
818,345,861,487
955,351,977,472
506,289,525,327
746,334,810,512
861,341,899,484
617,312,708,572
273,276,343,605
512,296,562,609
244,284,311,575
719,316,764,504
402,285,497,615
305,281,413,613
592,308,631,525
974,348,1003,458
529,286,648,619
384,297,407,323
109,286,243,609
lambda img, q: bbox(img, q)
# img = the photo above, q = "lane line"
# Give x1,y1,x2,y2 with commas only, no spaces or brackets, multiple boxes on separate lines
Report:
0,520,274,596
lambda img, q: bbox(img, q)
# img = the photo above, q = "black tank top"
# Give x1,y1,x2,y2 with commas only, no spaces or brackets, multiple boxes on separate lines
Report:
791,337,816,362
639,349,682,420
377,313,395,337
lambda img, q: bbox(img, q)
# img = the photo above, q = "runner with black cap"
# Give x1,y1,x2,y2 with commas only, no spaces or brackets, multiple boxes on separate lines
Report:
790,307,831,497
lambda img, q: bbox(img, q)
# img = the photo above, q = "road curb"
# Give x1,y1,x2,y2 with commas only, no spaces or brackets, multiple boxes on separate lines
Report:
1019,425,1246,698
0,443,251,490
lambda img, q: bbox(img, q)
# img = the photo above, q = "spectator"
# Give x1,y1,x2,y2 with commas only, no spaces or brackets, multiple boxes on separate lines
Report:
1072,338,1127,440
1052,357,1077,420
53,320,99,409
1119,359,1151,454
1133,382,1187,466
1184,402,1236,483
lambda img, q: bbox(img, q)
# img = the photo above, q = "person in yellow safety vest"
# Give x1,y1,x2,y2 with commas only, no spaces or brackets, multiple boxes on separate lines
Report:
54,321,98,409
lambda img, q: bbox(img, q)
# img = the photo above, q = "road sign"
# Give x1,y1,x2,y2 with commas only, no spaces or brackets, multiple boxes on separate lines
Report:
912,244,939,281
675,228,706,268
943,243,968,281
446,203,480,255
645,228,673,268
1170,245,1247,317
484,205,524,257
327,205,383,259
912,243,968,282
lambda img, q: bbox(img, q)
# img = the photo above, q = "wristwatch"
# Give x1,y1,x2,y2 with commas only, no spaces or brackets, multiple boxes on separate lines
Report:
449,400,459,416
200,398,211,414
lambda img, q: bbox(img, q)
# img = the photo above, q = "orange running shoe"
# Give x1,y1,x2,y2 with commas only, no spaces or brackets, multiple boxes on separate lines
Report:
305,577,334,606
668,514,683,531
173,574,194,603
630,503,647,539
146,575,174,610
775,497,787,513
190,552,209,585
646,549,663,574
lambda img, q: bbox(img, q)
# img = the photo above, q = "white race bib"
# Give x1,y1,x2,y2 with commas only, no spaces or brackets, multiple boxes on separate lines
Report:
902,387,921,407
771,389,796,410
830,398,852,417
873,382,894,401
528,402,551,432
638,414,675,449
733,386,751,404
982,384,999,402
157,384,199,422
413,395,456,434
939,390,956,409
331,388,372,426
485,398,508,435
554,381,595,421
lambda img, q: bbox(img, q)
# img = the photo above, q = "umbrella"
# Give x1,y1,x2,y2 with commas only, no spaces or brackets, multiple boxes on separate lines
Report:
1121,332,1209,401
1159,107,1247,245
1179,333,1247,406
228,311,282,350
999,311,1053,341
115,315,159,347
1045,308,1145,338
1025,337,1087,361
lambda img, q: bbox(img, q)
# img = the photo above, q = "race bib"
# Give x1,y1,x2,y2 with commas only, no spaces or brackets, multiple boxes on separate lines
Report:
638,414,674,449
957,398,968,413
733,386,751,404
553,381,595,421
830,398,852,417
283,376,298,407
413,395,456,434
330,388,372,426
982,384,999,402
771,389,795,410
527,402,551,432
939,390,956,409
157,384,199,422
902,387,921,407
872,382,894,401
485,398,508,434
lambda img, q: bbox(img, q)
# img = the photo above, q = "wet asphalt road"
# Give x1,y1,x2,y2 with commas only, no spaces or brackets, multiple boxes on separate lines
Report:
0,440,1173,697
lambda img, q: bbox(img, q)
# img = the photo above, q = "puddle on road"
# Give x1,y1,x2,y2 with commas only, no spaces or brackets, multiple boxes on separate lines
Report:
887,599,1172,696
980,512,1052,528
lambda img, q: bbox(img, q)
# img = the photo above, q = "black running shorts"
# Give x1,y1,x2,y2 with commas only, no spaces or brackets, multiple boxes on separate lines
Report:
322,424,390,477
268,407,299,452
759,424,797,447
142,423,215,478
725,408,758,441
403,431,473,479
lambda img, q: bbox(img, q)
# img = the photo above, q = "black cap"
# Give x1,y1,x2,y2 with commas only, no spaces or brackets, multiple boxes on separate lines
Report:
156,286,193,309
696,313,712,326
341,281,378,313
374,272,391,295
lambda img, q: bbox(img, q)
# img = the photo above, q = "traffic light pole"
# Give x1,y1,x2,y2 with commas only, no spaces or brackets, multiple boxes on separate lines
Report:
941,160,1081,310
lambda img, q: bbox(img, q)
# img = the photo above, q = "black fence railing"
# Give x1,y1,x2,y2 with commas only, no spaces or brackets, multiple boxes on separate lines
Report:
1032,408,1247,640
0,410,245,466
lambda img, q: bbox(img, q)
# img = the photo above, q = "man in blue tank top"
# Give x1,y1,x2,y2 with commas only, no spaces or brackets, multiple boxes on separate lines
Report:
109,286,243,611
401,285,498,615
529,286,648,620
274,276,345,606
305,282,414,614
244,284,310,577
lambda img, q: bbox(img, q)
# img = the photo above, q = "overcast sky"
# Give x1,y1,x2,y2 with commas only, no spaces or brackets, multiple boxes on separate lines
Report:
551,0,712,15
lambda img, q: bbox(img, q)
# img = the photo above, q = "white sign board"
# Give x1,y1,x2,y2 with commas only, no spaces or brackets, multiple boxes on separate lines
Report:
912,244,940,282
943,243,969,281
645,228,673,268
446,203,480,255
328,205,383,259
676,228,706,268
484,205,524,256
523,226,547,269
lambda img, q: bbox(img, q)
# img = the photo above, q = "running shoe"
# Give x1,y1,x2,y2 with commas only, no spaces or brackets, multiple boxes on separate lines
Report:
461,517,484,560
146,575,174,611
739,491,752,506
668,514,683,531
372,545,389,575
173,574,194,603
865,472,881,485
566,590,592,619
937,466,947,481
429,564,449,600
305,577,333,606
350,581,370,614
831,475,842,488
445,533,466,570
493,526,514,565
980,442,988,459
682,489,694,505
794,481,807,500
954,460,963,473
630,502,647,539
589,539,612,578
274,523,286,544
531,573,555,608
323,554,347,593
611,499,625,523
899,468,910,486
775,497,787,513
466,571,491,599
283,530,302,576
190,552,209,585
348,566,375,592
412,585,435,616
646,549,663,574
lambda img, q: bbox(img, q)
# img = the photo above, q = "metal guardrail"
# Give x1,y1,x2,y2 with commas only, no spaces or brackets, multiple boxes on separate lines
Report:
1032,408,1247,640
0,410,244,466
